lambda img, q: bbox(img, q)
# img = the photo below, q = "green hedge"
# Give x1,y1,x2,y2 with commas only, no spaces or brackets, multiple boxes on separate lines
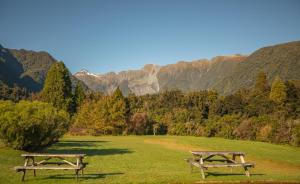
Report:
0,100,69,151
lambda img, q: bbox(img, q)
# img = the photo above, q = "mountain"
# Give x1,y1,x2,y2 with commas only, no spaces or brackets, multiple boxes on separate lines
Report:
75,64,161,96
212,41,300,94
0,45,87,93
75,41,300,95
75,55,246,95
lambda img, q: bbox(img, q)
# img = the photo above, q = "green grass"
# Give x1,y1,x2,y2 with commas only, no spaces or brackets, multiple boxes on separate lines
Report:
0,136,300,184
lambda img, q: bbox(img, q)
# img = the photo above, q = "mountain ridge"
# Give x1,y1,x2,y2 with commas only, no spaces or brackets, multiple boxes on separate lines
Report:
74,54,247,95
1,40,299,97
0,46,88,94
75,41,300,95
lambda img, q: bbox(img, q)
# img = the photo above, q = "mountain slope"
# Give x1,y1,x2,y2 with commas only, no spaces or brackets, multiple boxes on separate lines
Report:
75,55,246,95
213,41,300,94
75,64,161,96
0,45,88,93
157,55,246,92
0,45,55,91
75,41,300,95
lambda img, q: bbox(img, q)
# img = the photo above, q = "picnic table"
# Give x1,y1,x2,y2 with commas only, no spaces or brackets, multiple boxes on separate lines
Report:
14,153,87,181
186,151,254,179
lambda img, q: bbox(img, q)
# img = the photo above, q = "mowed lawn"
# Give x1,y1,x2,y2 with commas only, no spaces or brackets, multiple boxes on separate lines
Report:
0,136,300,184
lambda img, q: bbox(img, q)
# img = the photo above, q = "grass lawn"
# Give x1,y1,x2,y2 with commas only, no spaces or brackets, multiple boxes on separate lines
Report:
0,135,300,184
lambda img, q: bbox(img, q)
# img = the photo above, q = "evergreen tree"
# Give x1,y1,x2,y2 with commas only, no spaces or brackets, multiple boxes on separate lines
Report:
41,62,73,112
108,87,129,134
74,83,85,109
254,71,269,96
269,76,287,104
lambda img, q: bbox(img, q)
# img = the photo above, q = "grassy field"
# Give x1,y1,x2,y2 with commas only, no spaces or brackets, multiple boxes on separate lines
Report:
0,136,300,184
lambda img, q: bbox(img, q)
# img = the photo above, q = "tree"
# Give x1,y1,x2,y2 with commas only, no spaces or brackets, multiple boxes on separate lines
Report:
74,83,85,109
269,76,287,104
41,62,73,112
107,87,129,134
254,71,269,96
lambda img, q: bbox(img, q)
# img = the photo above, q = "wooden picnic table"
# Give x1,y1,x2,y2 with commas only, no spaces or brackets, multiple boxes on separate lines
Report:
14,153,87,181
186,151,254,179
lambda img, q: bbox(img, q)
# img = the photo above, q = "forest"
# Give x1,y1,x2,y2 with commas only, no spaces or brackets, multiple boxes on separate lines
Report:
0,62,300,151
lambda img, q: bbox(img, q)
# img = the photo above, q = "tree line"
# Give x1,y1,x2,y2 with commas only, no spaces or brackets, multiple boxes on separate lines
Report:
71,71,300,146
0,62,299,151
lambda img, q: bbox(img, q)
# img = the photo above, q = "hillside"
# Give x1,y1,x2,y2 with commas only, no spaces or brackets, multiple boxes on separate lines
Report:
75,56,246,96
75,41,300,95
213,41,300,94
75,64,161,96
2,41,300,96
0,45,88,94
0,45,56,91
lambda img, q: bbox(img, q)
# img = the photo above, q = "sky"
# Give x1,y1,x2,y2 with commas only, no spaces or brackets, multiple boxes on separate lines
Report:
1,0,300,74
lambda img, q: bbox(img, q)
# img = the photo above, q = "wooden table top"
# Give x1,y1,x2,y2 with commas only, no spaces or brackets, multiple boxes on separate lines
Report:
190,151,245,156
21,153,86,157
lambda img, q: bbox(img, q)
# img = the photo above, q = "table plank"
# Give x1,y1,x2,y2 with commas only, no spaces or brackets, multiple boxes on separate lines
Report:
21,153,86,157
190,151,245,155
15,166,83,170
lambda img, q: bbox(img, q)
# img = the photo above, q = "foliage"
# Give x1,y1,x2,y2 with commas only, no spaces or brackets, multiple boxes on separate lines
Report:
74,83,85,110
0,100,69,151
41,62,74,112
71,73,300,146
253,71,269,96
71,87,129,135
0,82,28,101
270,76,287,104
128,112,153,135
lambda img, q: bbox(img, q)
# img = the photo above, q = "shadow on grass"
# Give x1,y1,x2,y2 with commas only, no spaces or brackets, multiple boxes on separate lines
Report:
43,172,124,180
43,140,133,156
52,140,109,147
46,148,133,156
205,172,265,178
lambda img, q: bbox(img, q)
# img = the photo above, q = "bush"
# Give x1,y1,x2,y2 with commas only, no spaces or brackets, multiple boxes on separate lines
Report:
233,119,257,140
204,115,240,139
257,124,272,142
292,120,300,146
270,119,297,144
128,112,153,135
0,100,69,151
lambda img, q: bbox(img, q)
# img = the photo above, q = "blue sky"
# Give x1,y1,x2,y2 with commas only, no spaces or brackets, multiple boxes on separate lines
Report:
1,0,300,74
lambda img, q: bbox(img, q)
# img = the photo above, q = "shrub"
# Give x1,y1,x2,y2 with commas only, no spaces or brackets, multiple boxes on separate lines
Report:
270,119,297,144
292,120,300,146
128,112,153,135
204,115,240,139
257,124,272,142
0,100,69,151
153,122,167,135
233,119,257,140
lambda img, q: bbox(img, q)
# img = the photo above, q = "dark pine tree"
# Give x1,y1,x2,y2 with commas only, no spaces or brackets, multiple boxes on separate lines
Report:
74,83,86,110
41,62,73,112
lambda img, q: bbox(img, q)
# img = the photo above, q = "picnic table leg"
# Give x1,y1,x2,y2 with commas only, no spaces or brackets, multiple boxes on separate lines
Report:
80,157,84,175
75,169,79,182
21,170,26,182
32,157,36,176
240,155,250,177
199,156,205,179
21,157,29,181
244,167,250,177
231,154,236,173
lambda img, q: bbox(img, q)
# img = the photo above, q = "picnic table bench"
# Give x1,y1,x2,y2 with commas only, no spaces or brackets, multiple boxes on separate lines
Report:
14,153,87,181
186,151,254,179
